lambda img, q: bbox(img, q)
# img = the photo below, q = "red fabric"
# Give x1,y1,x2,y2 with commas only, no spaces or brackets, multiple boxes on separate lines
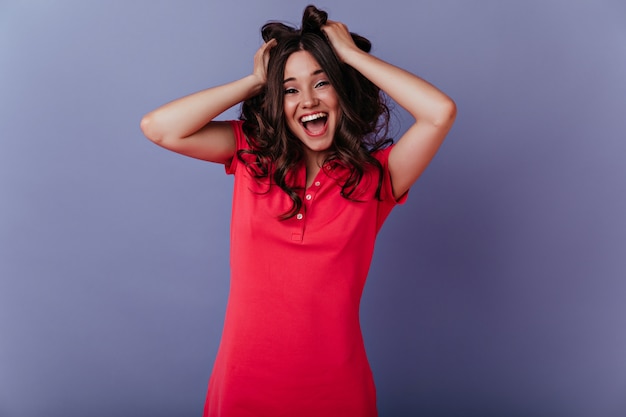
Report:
203,120,407,417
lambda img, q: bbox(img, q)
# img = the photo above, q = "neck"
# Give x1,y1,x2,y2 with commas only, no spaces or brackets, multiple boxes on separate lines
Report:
304,150,326,188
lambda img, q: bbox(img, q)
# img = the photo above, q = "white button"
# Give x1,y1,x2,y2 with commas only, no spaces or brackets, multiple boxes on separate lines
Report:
314,181,321,186
305,194,312,200
296,213,303,220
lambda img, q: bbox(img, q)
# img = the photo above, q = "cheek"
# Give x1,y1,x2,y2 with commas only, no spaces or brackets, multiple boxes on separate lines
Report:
323,91,340,112
282,99,295,117
283,101,300,128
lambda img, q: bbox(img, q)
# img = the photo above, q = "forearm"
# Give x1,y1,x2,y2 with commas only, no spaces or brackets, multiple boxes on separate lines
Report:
141,74,263,143
342,49,455,126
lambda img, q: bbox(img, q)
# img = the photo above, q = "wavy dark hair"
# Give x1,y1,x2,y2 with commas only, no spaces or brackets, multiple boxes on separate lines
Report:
239,4,392,219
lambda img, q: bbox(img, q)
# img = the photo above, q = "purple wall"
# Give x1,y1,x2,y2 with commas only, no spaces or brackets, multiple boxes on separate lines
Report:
1,1,625,416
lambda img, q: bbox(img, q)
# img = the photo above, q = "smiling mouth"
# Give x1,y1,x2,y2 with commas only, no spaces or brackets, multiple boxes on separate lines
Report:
300,112,328,136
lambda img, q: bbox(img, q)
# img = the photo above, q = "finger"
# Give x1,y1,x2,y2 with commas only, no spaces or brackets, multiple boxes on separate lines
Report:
258,38,276,54
323,20,346,30
263,39,277,56
320,23,334,40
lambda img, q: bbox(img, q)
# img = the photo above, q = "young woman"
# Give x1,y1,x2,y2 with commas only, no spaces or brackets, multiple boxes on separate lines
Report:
141,5,455,417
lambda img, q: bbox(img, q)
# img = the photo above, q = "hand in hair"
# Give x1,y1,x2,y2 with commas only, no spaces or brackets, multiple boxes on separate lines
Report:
252,38,277,87
321,20,363,64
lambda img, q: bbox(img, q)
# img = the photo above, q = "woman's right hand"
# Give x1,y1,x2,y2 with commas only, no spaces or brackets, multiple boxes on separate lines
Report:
252,38,277,86
140,39,277,164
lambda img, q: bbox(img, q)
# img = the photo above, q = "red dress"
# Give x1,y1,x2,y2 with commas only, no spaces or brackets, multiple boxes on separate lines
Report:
203,121,407,417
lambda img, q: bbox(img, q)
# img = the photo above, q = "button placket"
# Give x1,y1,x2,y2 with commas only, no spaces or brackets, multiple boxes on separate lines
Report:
291,173,323,243
304,183,319,207
292,210,305,242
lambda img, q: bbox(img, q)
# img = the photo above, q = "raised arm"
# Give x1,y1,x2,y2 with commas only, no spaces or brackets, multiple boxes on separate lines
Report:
322,21,456,199
140,39,276,163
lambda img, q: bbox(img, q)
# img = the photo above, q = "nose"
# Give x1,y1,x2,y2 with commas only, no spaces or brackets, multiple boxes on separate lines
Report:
301,88,319,108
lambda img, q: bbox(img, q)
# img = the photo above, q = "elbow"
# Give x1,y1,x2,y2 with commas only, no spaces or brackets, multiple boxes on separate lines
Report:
432,98,457,128
140,113,164,144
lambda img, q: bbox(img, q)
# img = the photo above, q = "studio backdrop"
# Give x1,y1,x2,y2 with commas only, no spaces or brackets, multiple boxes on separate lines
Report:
1,1,625,416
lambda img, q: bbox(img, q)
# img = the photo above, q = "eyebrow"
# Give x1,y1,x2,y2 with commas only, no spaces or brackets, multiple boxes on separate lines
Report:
283,69,325,84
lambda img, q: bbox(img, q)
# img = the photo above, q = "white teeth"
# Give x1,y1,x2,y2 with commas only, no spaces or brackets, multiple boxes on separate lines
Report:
300,113,327,123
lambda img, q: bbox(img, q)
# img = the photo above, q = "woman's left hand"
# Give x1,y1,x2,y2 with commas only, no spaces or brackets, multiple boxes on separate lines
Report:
322,18,456,201
321,20,361,63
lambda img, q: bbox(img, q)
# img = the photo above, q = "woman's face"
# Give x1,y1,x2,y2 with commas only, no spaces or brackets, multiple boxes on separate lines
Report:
282,50,339,165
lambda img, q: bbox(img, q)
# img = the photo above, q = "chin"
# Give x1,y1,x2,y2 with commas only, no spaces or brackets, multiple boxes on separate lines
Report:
300,132,335,152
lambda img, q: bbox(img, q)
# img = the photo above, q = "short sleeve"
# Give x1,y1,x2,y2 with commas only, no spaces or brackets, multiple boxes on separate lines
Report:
374,145,409,205
224,120,248,175
373,145,408,231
